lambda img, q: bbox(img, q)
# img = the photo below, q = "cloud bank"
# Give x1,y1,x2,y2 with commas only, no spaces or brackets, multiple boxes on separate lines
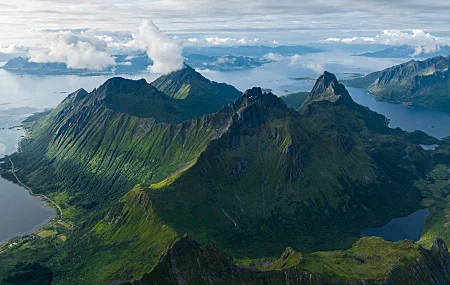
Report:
324,30,446,56
135,20,184,74
29,31,116,70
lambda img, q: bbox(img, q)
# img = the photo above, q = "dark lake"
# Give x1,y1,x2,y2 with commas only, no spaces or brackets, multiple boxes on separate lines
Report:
363,209,429,242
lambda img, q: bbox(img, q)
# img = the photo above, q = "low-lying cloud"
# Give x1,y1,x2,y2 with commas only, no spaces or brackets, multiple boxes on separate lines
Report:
289,54,326,74
134,20,184,74
324,30,446,56
0,45,29,54
187,37,260,46
29,31,116,70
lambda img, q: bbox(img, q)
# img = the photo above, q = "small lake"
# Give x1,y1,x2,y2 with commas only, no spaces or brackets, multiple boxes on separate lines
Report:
363,209,429,242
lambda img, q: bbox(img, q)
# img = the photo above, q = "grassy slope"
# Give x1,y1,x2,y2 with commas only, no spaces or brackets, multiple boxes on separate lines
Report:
0,75,444,284
281,92,309,110
347,56,450,112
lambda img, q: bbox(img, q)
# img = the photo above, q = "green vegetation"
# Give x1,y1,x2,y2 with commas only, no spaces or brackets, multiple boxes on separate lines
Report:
281,91,309,109
347,56,450,112
418,164,450,249
151,64,241,118
1,71,448,284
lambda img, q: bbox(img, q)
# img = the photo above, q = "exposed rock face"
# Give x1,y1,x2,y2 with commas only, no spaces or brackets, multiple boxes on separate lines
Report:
384,238,450,284
301,71,354,111
121,237,450,285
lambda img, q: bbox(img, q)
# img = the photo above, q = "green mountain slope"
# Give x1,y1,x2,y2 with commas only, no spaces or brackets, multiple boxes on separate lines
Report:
151,64,241,117
281,91,309,109
142,75,430,259
347,56,450,112
120,236,450,285
0,71,444,284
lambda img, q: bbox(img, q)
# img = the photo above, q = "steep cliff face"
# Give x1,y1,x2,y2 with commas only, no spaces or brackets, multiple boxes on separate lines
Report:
347,56,450,112
121,236,450,285
384,238,450,284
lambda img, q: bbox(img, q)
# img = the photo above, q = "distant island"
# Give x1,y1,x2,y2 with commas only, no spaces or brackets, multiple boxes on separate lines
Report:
347,55,450,112
354,45,450,58
1,45,326,75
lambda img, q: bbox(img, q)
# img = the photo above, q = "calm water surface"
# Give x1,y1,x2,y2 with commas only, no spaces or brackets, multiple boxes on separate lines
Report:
363,209,429,242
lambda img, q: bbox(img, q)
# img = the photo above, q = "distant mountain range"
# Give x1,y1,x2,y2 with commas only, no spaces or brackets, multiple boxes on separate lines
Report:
347,55,450,112
355,45,450,58
2,65,449,284
0,45,325,75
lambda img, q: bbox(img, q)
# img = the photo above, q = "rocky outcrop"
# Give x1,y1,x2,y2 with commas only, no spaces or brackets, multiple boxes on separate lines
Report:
121,236,450,285
301,71,354,111
384,238,450,284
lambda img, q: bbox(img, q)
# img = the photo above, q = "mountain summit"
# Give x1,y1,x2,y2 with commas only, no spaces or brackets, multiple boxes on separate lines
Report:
301,71,354,110
151,64,241,117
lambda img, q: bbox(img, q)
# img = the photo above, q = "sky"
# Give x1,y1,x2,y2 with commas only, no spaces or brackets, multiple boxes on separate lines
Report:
1,0,450,72
2,0,450,46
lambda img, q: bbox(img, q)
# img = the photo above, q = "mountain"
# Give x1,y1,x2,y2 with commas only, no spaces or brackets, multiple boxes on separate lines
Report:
0,71,447,284
1,54,152,75
184,54,271,71
281,91,309,109
2,46,309,75
347,56,450,112
355,45,450,58
151,64,241,117
120,236,450,285
183,45,325,57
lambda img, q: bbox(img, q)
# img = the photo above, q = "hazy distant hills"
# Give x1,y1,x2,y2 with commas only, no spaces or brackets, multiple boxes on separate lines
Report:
2,66,447,284
347,55,450,112
355,45,450,58
0,45,325,75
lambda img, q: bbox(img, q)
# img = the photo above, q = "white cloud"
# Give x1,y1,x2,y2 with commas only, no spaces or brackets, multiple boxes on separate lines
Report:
289,54,302,66
187,38,199,42
29,31,116,70
203,37,259,46
263,52,283,62
288,54,325,73
323,30,448,56
0,45,28,54
134,20,184,74
304,62,326,74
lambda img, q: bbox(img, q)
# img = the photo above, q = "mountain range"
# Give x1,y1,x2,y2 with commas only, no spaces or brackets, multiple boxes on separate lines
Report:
347,56,450,112
0,45,325,75
355,45,450,58
1,66,450,284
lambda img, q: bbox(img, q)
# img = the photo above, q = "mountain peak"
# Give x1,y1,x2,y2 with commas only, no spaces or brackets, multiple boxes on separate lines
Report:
310,71,342,97
240,87,288,109
301,71,353,110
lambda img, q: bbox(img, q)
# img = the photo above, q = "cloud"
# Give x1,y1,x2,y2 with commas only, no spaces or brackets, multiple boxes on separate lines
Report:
288,54,302,66
263,53,283,62
0,45,29,54
288,54,325,73
134,20,184,74
29,31,116,70
323,30,447,55
203,37,259,46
